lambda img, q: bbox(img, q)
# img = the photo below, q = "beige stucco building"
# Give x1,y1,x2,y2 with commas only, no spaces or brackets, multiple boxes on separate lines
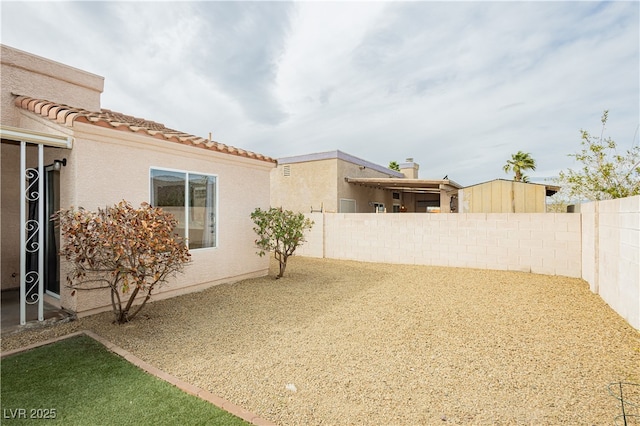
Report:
1,45,275,321
271,151,462,214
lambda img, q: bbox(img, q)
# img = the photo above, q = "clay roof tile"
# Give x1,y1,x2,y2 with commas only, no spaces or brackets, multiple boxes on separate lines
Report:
12,96,275,163
64,112,79,126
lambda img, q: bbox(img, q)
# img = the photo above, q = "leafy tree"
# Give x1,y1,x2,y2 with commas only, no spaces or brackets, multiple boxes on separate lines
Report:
388,161,400,172
54,200,191,324
557,110,640,200
503,151,537,182
251,207,314,278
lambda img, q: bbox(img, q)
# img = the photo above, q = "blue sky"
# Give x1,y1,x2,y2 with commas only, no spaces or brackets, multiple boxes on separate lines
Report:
2,1,638,186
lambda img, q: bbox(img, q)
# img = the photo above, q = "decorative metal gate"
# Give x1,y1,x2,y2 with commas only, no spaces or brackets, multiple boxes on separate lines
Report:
21,141,45,324
0,125,72,325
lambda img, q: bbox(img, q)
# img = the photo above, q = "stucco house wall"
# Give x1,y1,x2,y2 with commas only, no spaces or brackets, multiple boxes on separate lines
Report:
1,44,103,125
270,158,337,213
336,159,396,212
1,45,275,317
58,123,272,315
1,45,103,292
2,141,66,289
272,150,402,213
1,142,22,290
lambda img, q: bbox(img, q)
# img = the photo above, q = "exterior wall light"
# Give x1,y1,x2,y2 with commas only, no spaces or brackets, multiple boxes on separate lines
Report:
53,158,67,171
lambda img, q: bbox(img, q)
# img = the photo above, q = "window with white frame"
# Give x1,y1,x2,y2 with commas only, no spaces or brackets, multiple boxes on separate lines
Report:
373,202,385,213
150,168,217,249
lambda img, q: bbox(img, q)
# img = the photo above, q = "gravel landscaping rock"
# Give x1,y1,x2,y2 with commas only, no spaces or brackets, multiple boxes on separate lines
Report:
2,256,639,425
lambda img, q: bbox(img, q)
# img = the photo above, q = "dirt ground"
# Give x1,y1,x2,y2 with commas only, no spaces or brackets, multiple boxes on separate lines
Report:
2,256,639,425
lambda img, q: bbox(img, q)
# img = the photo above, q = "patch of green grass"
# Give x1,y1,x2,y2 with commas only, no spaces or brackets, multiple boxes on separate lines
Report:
1,335,250,425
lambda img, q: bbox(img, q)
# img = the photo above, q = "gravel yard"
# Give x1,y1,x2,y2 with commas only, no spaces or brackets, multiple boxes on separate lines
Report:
2,256,639,425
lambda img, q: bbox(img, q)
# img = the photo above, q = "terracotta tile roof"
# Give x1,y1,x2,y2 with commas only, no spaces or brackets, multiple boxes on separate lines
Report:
13,96,275,163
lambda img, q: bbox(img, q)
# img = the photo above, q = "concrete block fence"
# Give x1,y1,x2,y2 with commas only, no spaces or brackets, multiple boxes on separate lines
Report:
581,196,639,330
296,195,640,330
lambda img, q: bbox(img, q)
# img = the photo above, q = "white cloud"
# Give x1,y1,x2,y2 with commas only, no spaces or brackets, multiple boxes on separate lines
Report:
1,1,637,186
276,2,389,108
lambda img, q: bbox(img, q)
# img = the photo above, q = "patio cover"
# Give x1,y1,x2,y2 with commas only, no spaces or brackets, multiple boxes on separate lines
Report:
345,177,462,194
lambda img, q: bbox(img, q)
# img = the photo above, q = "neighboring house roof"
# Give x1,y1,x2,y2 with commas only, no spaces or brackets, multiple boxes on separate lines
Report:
278,150,404,178
279,150,462,194
463,178,560,196
13,95,275,163
345,177,462,194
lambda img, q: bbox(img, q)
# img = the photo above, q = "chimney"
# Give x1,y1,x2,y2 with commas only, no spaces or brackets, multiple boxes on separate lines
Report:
399,157,419,179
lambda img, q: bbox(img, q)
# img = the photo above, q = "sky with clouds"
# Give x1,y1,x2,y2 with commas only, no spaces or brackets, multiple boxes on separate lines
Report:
2,1,638,186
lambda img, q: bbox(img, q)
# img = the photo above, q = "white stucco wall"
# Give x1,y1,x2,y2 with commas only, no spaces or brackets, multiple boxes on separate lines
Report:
57,123,274,315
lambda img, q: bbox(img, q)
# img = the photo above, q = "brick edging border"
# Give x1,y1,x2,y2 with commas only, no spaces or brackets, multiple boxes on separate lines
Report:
1,330,276,426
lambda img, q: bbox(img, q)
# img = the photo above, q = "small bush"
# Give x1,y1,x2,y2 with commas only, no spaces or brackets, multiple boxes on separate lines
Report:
251,207,313,278
54,200,191,323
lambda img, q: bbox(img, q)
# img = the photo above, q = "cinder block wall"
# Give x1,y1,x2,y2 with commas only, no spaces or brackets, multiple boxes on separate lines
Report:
297,196,640,330
298,212,324,258
581,196,639,330
297,212,582,277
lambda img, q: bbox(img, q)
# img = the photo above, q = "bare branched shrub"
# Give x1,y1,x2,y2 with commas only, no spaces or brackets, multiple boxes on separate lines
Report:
54,200,191,323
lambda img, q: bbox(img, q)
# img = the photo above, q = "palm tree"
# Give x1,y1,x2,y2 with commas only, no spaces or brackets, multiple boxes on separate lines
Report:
503,151,536,182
